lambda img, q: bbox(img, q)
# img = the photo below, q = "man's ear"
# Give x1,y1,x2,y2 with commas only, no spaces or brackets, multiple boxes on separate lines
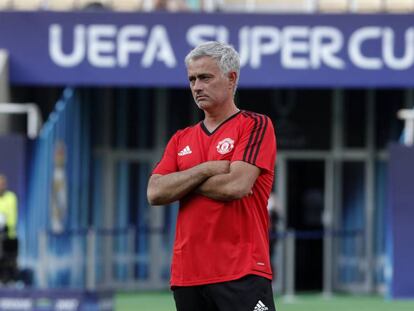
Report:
228,71,237,89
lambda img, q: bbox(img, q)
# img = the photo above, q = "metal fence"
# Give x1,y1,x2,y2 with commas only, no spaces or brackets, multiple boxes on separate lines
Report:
36,227,370,296
37,226,172,290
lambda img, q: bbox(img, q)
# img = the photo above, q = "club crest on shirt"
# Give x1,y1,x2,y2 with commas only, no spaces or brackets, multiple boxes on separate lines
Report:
216,138,235,155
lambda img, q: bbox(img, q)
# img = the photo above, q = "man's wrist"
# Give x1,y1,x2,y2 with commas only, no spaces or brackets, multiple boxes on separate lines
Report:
200,162,217,178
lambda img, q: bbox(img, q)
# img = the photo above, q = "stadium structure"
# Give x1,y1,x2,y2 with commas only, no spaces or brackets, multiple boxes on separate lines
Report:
1,0,414,310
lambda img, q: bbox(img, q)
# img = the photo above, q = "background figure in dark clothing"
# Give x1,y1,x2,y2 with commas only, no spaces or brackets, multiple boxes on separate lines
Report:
268,193,281,278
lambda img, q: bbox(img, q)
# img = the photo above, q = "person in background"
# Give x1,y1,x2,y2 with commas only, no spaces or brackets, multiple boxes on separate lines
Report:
0,174,17,240
267,192,282,278
0,174,18,283
153,0,189,11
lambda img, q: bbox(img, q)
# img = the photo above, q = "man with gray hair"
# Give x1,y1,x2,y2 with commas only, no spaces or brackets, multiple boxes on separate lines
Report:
148,41,277,311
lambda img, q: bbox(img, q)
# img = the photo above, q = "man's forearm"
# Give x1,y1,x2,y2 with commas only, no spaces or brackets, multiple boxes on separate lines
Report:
196,173,251,202
195,174,236,201
147,161,229,205
195,161,260,202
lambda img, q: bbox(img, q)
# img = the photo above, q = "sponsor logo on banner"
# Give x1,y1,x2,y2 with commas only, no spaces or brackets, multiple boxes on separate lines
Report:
0,298,33,310
99,299,114,311
36,298,53,310
55,299,80,311
0,291,112,311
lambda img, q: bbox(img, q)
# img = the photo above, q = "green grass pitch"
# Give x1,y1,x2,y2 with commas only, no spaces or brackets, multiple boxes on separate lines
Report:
116,292,414,311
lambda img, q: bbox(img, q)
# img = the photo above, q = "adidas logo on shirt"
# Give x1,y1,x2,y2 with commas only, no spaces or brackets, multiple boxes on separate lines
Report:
178,146,192,156
253,300,269,311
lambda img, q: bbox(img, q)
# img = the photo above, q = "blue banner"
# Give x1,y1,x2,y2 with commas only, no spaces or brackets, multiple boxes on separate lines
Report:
1,12,414,87
0,289,113,311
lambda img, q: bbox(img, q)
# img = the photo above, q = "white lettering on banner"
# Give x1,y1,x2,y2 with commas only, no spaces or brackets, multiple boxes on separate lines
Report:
117,25,147,67
49,23,414,72
282,26,310,69
349,27,383,69
142,25,176,68
186,25,229,47
383,27,414,70
249,26,281,68
188,26,344,70
349,26,414,70
310,27,345,69
50,24,85,67
49,24,176,68
0,298,33,310
88,25,117,67
55,299,79,311
238,26,250,67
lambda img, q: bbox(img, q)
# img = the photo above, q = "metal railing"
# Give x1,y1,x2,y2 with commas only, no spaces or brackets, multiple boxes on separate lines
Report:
36,227,375,295
37,226,170,290
0,103,43,138
0,50,9,103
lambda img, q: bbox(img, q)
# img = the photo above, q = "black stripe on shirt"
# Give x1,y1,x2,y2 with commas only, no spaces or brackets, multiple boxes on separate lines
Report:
242,112,258,162
247,114,264,163
242,112,263,163
251,116,269,165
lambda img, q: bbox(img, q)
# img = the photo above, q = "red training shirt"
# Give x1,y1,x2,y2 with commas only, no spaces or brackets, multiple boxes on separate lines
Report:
152,110,277,287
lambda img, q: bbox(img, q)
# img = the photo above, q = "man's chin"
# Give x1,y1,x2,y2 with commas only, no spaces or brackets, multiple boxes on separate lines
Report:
196,100,211,109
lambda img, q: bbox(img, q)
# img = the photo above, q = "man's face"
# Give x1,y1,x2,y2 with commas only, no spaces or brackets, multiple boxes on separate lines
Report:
187,56,235,111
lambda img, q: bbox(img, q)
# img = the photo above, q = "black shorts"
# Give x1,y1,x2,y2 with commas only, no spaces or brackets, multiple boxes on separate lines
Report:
173,275,276,311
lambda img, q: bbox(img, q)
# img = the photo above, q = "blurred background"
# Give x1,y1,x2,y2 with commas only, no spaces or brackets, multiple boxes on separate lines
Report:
1,1,414,310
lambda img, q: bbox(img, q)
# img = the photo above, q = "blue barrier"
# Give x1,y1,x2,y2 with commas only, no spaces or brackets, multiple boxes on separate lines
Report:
23,88,92,288
0,289,113,311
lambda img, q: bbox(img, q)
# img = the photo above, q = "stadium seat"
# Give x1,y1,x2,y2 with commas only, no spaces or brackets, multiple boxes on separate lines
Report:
385,0,414,12
45,0,76,11
111,0,144,11
211,0,243,11
76,0,112,10
318,0,349,13
221,0,310,13
352,0,383,12
0,0,11,10
12,0,43,10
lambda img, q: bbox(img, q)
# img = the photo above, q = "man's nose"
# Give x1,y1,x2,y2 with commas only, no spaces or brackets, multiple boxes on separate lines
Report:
193,79,203,91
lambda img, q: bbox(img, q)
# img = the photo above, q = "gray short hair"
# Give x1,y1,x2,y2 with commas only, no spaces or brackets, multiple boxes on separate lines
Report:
185,41,240,95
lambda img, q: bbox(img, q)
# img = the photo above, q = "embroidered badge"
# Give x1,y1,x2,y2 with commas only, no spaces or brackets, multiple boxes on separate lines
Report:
216,138,234,155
